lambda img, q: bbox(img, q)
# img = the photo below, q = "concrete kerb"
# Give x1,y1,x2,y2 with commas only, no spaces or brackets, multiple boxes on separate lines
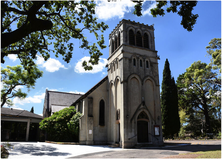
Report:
45,140,190,149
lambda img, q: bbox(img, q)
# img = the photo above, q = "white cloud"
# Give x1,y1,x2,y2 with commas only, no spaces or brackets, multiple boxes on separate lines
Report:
13,93,45,105
142,1,157,16
36,55,45,65
36,56,67,72
75,56,107,74
14,85,24,91
8,54,18,62
95,0,135,20
101,72,107,77
69,91,85,94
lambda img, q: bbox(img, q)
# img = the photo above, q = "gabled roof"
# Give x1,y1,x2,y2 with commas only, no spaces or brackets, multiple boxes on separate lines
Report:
72,75,108,106
1,108,42,119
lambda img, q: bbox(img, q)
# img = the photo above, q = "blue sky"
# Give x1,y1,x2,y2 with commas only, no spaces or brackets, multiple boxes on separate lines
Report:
2,1,221,115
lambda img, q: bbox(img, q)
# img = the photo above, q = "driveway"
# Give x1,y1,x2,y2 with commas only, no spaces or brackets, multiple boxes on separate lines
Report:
5,142,122,159
4,140,221,158
70,140,221,158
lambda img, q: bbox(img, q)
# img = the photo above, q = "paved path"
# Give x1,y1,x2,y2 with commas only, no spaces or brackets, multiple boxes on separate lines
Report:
4,142,122,159
71,140,221,158
3,140,221,159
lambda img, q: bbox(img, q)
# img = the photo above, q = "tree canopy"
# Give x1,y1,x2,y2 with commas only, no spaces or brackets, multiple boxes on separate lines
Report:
177,61,221,134
133,1,198,31
1,1,108,71
206,38,221,74
1,65,43,107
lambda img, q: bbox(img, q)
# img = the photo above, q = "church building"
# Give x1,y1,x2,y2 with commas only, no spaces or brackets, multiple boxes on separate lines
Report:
43,19,163,148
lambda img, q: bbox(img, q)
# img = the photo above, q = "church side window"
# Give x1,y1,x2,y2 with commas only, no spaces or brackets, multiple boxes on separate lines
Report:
146,60,149,68
136,31,142,47
133,58,136,66
99,100,105,126
140,59,142,67
129,29,135,45
144,33,149,49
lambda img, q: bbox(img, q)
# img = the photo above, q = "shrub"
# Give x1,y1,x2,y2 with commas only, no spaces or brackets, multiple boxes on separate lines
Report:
217,132,221,139
39,106,82,142
1,145,9,158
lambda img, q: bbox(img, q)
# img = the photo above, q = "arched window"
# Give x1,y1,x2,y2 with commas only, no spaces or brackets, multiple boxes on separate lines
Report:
118,32,120,47
140,59,142,67
136,31,142,47
138,111,149,120
146,60,149,68
129,29,135,45
144,33,149,49
133,58,136,66
115,36,117,50
112,39,114,53
99,100,105,126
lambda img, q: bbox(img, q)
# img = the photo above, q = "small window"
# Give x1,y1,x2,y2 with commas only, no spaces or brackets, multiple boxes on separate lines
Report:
146,61,149,68
99,100,105,126
140,59,142,67
136,31,142,47
129,29,135,45
144,33,149,48
133,58,136,66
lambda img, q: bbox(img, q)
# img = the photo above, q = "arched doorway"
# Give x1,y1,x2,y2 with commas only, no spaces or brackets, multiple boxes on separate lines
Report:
137,111,149,143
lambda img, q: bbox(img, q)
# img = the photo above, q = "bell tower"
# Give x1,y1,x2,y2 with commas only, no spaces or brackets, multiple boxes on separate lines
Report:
107,19,163,148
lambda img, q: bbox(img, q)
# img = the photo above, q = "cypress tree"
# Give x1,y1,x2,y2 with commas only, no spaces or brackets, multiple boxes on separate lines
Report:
170,77,180,136
30,107,34,113
161,59,180,138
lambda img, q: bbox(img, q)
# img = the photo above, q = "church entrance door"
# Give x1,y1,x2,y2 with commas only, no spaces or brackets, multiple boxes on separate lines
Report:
137,121,148,143
137,111,149,143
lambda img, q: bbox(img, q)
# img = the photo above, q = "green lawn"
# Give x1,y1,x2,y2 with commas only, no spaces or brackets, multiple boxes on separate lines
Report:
182,150,221,158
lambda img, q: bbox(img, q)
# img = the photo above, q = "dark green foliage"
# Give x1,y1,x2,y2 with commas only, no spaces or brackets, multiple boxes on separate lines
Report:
1,1,108,72
1,65,43,107
206,38,221,74
133,1,143,17
177,61,221,134
39,106,81,142
133,1,198,31
30,107,34,113
161,59,180,138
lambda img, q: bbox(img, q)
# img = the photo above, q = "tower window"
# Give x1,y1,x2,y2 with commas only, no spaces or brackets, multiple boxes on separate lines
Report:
129,29,135,45
112,39,114,53
140,59,142,67
118,32,120,47
115,36,117,50
133,58,136,66
99,100,105,126
146,60,149,68
144,33,149,49
136,31,142,47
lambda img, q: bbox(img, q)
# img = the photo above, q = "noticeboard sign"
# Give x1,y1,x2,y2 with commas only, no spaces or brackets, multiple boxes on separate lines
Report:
154,125,160,136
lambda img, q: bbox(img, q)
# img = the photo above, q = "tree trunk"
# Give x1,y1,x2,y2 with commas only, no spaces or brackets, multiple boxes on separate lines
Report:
203,105,212,133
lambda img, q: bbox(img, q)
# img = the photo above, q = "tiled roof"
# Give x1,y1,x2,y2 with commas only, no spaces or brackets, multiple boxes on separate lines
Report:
1,108,42,119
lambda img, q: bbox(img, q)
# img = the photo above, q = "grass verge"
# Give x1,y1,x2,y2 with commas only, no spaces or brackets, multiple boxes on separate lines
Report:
190,150,221,158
